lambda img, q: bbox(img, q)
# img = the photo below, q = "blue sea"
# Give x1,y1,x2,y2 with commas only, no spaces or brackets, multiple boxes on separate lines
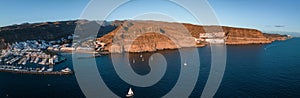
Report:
0,38,300,98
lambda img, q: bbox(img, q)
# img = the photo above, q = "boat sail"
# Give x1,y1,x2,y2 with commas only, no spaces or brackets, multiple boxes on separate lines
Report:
126,88,134,97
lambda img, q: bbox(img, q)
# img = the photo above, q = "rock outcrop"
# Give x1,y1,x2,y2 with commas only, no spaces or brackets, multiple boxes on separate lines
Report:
97,21,196,53
263,33,290,41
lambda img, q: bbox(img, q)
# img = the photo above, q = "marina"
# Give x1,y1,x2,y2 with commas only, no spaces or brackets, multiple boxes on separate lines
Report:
0,40,69,75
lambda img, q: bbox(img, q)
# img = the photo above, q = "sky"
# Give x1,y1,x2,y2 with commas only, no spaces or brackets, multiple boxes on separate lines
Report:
0,0,299,33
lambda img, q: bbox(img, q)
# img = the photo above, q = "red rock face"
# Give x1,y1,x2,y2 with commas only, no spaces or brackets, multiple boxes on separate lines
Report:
127,32,177,52
225,28,272,44
97,20,288,53
97,21,195,53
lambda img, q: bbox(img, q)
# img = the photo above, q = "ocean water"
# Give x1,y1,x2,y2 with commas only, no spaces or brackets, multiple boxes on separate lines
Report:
0,38,300,98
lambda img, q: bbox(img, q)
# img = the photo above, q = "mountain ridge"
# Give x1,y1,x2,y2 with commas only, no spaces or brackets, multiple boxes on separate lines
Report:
0,20,290,52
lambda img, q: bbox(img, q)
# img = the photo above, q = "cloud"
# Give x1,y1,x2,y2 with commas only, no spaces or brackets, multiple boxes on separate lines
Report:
274,25,285,28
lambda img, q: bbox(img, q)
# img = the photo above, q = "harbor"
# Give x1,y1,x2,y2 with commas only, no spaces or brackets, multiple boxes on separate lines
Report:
0,39,73,75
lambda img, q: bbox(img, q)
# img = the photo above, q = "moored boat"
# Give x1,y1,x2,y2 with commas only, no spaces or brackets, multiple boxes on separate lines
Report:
61,67,72,73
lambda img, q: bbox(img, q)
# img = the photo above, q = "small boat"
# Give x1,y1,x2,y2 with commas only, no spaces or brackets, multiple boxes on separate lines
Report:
93,53,101,57
132,59,135,64
183,62,187,66
41,67,45,71
47,68,53,72
183,60,187,66
38,69,43,73
22,60,26,65
140,54,143,58
126,88,134,98
34,57,39,63
61,67,71,73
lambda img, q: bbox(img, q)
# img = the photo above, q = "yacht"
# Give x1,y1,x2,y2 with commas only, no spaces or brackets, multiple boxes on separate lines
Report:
34,57,39,63
47,68,53,72
22,60,27,65
61,67,71,73
41,67,45,71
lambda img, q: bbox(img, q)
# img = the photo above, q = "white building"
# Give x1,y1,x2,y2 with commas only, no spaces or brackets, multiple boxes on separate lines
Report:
199,32,226,44
205,39,225,43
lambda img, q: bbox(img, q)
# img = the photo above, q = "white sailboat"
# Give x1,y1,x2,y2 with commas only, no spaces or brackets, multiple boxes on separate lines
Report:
140,54,143,58
133,59,135,64
183,60,187,66
126,88,134,97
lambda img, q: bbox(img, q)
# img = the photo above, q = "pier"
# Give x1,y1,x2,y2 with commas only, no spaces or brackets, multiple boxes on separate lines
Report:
0,65,73,75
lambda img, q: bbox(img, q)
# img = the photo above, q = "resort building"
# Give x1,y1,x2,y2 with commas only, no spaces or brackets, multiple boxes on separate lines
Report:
197,32,227,44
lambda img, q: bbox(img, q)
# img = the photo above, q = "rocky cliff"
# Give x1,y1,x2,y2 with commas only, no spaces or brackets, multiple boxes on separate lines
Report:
183,24,287,45
97,21,197,53
0,20,288,52
97,20,288,53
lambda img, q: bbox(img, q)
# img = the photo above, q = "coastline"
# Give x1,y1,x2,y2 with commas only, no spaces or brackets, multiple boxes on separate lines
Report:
54,38,289,54
0,38,292,75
